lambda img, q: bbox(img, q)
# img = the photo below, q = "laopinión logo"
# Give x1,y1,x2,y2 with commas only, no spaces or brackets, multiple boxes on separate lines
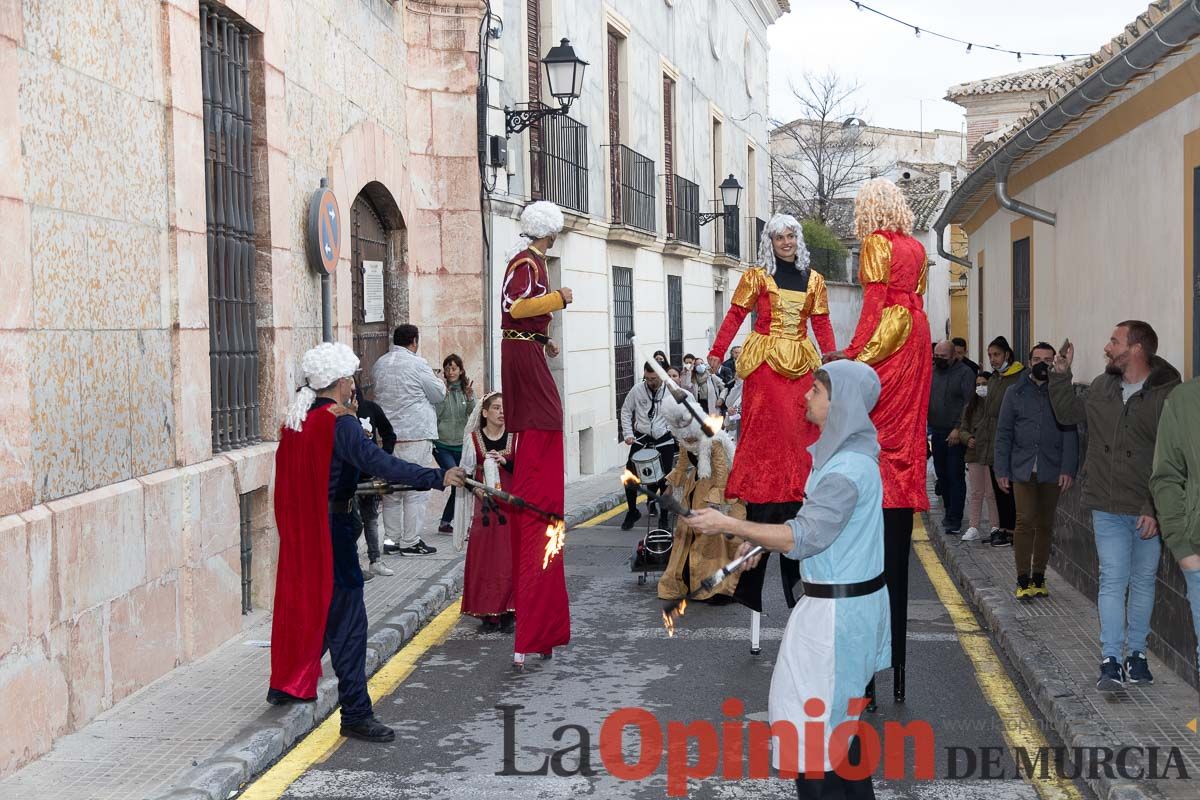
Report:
496,699,1189,796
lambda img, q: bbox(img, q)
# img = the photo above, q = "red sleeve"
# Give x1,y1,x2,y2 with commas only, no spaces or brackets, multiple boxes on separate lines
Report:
501,260,535,312
844,283,886,360
709,303,749,361
810,313,836,354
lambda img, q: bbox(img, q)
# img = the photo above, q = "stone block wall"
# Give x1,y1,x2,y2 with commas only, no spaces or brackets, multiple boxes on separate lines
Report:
0,0,485,776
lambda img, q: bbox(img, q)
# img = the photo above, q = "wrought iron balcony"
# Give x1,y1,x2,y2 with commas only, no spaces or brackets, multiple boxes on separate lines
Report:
612,144,656,234
670,175,700,246
533,111,589,214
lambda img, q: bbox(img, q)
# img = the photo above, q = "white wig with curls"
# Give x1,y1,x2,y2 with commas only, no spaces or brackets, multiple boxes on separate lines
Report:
506,200,565,260
756,213,811,276
285,342,359,432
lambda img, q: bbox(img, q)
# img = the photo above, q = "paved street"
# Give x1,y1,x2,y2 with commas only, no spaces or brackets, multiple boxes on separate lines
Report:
244,498,1091,800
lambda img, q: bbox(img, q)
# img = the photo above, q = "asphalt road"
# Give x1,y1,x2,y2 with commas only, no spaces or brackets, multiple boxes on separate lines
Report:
259,499,1095,800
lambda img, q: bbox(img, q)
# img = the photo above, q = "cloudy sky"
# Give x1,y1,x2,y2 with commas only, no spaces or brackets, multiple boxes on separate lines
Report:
768,0,1152,132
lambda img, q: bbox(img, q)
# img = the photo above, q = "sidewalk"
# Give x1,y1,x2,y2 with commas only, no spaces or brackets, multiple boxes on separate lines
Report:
925,488,1200,800
0,469,627,800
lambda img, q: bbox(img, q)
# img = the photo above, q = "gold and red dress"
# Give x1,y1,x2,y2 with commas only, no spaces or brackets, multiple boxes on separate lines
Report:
461,430,518,619
709,262,837,504
843,230,932,512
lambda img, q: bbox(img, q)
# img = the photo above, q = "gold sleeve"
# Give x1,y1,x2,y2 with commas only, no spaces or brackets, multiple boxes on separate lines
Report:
729,268,766,309
808,271,830,315
509,291,566,319
858,234,892,285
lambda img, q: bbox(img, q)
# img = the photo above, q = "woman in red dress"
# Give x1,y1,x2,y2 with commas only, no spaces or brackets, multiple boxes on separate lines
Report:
707,214,837,611
830,177,932,703
456,392,518,632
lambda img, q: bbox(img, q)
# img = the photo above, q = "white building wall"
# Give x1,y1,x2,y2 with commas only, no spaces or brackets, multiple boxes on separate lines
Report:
969,93,1199,379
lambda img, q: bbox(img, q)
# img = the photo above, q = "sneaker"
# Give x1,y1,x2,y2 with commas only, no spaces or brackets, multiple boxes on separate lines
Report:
1016,575,1032,601
620,508,642,531
990,529,1012,547
1096,657,1126,692
266,687,312,705
1125,651,1154,685
396,539,437,556
341,717,396,743
362,568,375,582
944,524,962,535
370,560,395,577
961,527,982,542
438,522,453,534
1029,573,1049,597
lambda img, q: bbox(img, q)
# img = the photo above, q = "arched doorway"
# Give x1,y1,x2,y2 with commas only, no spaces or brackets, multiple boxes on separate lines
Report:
349,184,405,395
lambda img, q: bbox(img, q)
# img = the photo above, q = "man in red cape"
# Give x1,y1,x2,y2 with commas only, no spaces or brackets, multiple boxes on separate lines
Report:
269,342,464,741
501,200,573,671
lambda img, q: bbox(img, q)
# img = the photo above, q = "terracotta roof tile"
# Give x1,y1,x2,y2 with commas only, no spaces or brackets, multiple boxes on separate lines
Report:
945,59,1089,100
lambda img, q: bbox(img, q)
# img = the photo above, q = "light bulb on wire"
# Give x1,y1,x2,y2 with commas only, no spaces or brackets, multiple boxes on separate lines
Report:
965,43,972,54
914,27,921,38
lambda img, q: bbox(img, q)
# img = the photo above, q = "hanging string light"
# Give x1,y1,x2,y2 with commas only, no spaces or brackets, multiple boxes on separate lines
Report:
846,0,1089,62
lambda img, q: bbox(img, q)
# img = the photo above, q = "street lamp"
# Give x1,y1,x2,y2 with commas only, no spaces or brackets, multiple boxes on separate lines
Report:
505,39,589,136
698,175,743,225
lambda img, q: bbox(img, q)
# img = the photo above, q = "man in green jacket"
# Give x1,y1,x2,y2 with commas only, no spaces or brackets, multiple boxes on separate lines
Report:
1049,320,1181,692
1149,379,1200,677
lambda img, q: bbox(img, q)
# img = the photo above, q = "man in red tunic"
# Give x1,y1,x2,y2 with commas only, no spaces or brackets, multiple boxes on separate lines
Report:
501,201,574,671
269,342,465,740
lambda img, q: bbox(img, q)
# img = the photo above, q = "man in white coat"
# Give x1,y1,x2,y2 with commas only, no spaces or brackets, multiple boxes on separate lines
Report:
371,324,445,556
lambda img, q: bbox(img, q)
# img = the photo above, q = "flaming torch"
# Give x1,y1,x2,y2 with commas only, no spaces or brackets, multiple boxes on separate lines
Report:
661,599,687,637
542,519,566,569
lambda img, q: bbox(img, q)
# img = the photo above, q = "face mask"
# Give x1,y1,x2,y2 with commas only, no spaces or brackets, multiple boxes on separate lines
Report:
975,385,989,398
998,360,1010,373
1031,362,1050,381
933,357,949,370
695,363,707,375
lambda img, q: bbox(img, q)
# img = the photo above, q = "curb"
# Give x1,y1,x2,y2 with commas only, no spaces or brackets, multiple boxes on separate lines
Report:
151,488,626,800
924,514,1154,800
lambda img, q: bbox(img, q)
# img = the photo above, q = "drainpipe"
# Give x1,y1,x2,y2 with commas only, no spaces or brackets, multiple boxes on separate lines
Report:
995,163,1056,226
934,220,974,270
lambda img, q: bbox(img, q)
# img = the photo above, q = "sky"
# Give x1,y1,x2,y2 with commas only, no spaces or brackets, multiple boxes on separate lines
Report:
768,0,1153,133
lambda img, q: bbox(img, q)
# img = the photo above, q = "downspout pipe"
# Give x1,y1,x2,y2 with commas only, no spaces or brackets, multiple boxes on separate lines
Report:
996,168,1056,226
935,219,974,270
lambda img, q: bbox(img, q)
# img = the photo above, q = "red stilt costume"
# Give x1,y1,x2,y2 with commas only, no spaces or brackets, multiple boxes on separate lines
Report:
843,192,933,700
500,218,571,659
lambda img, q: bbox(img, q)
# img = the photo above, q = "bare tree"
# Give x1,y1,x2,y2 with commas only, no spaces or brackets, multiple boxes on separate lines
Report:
771,72,883,226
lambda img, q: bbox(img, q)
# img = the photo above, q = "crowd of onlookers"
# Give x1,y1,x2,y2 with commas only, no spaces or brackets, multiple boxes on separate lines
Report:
928,323,1200,692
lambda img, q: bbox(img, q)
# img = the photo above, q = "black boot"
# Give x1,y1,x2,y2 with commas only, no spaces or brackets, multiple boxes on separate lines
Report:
499,612,515,633
864,678,877,713
620,508,642,530
341,717,396,743
893,665,906,703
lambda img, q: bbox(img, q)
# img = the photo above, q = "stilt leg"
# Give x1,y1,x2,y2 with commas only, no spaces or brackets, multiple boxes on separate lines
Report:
750,610,761,655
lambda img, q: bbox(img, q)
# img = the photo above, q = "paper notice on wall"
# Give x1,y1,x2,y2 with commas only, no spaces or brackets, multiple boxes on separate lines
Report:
363,260,384,323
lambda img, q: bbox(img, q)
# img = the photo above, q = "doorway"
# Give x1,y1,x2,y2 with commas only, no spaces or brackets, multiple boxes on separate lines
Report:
351,193,392,394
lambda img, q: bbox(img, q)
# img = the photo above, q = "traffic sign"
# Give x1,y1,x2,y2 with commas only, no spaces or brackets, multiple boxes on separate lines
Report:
306,181,341,276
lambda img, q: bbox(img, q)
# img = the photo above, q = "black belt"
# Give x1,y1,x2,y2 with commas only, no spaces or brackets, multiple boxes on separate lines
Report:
802,572,886,599
330,498,355,514
501,329,550,344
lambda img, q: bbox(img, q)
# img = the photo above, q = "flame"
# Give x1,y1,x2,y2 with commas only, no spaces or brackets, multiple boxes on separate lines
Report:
621,468,641,486
703,414,725,435
662,599,687,637
541,519,566,569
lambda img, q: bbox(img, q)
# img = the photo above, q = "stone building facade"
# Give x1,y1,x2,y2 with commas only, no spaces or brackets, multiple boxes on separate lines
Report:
481,0,788,479
0,0,484,775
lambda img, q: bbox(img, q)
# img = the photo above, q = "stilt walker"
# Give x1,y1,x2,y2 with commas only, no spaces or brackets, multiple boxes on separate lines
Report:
500,201,573,671
708,214,837,651
832,178,932,704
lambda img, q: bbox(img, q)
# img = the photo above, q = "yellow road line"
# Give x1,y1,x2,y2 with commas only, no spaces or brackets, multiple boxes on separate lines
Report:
574,494,645,528
239,599,464,800
912,516,1083,800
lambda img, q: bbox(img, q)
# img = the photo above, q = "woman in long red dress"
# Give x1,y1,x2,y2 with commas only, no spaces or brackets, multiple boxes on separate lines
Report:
833,177,932,704
707,214,837,611
455,392,517,632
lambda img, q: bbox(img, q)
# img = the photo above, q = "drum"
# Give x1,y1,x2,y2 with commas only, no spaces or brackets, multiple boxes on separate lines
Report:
631,447,665,485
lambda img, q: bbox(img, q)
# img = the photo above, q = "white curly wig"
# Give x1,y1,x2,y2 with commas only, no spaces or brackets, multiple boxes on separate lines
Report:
757,213,811,276
285,342,359,432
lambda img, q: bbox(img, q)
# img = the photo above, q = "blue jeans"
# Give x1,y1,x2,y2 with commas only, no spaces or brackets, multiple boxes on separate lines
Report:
1092,511,1161,659
432,444,462,524
930,427,966,528
1183,568,1200,669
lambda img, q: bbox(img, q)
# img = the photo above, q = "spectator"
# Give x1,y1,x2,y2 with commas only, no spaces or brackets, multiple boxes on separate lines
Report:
975,336,1025,548
433,354,474,534
956,371,999,542
719,344,742,391
1049,320,1181,691
653,350,670,371
929,340,975,534
678,354,699,397
620,363,676,531
994,343,1078,599
667,366,681,383
953,337,980,374
690,360,725,414
1149,378,1200,681
351,379,397,579
371,324,445,556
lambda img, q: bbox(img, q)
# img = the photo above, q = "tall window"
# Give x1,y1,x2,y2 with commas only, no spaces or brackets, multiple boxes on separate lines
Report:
607,30,623,223
201,3,260,452
1012,238,1031,362
613,266,635,420
663,75,676,238
711,117,722,250
527,0,543,199
668,275,683,368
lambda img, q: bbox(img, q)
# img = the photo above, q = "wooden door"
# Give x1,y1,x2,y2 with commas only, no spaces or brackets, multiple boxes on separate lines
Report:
351,195,390,396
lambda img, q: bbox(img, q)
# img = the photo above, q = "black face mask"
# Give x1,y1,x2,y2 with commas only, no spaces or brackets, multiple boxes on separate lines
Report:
1031,362,1051,381
933,357,950,370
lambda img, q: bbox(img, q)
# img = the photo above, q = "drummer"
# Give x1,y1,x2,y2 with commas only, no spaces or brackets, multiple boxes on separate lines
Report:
620,363,677,531
688,361,890,797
